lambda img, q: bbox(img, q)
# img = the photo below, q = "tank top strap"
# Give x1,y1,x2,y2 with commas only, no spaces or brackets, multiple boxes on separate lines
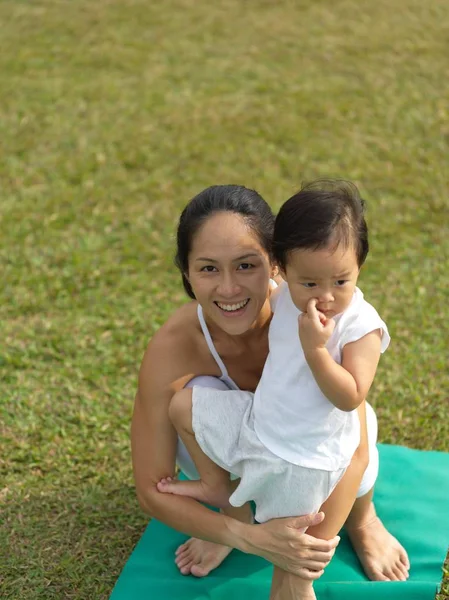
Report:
196,305,239,389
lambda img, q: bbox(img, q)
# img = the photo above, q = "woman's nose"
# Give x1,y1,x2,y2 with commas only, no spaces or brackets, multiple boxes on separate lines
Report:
217,273,241,297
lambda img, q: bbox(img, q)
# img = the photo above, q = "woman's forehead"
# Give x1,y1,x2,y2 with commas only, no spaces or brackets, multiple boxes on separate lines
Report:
192,213,264,252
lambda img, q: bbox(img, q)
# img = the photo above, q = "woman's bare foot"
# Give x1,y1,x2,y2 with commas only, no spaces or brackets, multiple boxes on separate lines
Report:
174,502,254,577
346,503,410,581
175,538,233,576
157,476,231,508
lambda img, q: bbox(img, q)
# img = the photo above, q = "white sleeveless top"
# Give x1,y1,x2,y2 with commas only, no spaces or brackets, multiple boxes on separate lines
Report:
254,281,390,471
196,305,240,390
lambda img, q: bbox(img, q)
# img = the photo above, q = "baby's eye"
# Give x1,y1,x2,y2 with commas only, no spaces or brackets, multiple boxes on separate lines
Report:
201,265,218,272
335,280,347,287
238,263,254,270
302,282,316,288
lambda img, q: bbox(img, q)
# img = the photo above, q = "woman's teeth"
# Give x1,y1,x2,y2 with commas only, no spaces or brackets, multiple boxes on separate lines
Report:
216,299,249,312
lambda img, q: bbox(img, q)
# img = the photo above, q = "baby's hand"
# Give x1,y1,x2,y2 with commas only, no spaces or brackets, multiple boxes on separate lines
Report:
298,298,335,353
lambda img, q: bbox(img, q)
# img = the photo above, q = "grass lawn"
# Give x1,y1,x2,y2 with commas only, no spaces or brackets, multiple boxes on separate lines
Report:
1,0,448,598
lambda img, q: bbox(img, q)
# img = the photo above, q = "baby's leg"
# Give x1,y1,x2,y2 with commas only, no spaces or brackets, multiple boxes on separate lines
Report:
157,388,232,508
268,465,356,600
270,568,317,600
306,402,370,542
266,428,366,600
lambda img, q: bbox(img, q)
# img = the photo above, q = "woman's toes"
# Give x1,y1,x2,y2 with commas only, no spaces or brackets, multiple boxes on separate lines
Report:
175,543,187,556
387,568,400,581
176,555,193,568
394,565,407,581
371,569,389,582
175,553,192,568
180,561,194,575
190,564,210,577
396,563,409,580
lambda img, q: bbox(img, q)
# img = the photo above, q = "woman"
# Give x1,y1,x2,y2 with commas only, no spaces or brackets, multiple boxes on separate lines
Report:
131,185,409,589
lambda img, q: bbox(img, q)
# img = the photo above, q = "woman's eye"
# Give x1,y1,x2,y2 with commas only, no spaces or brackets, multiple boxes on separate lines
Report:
302,283,316,288
201,266,218,272
238,263,253,270
335,280,347,287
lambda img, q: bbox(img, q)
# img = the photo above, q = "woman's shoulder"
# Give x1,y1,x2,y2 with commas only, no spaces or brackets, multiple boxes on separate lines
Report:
148,301,201,357
139,301,204,391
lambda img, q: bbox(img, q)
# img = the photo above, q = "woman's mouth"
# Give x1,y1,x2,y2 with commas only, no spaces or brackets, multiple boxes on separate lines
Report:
215,299,250,314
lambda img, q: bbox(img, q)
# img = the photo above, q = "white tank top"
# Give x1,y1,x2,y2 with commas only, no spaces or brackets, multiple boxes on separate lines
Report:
197,305,240,391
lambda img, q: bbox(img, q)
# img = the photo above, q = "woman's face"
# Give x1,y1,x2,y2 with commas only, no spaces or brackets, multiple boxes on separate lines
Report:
187,212,273,336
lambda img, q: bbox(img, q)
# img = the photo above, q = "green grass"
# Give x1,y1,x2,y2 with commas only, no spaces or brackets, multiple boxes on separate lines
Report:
1,0,448,598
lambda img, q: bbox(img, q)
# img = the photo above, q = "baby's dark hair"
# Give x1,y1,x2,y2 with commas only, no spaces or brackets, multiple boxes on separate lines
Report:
175,185,275,299
273,179,369,270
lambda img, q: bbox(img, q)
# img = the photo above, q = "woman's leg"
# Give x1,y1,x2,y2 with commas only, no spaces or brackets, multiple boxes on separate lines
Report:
345,403,410,581
158,387,234,507
172,376,253,577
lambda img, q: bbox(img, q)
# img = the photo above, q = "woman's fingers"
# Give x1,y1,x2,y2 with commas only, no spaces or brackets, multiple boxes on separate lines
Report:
311,536,340,552
252,514,339,579
297,531,340,552
285,511,325,532
299,560,333,572
296,568,325,581
305,548,336,563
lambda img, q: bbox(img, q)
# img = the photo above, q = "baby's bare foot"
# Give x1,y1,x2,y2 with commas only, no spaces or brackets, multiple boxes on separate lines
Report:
157,476,231,508
347,504,410,581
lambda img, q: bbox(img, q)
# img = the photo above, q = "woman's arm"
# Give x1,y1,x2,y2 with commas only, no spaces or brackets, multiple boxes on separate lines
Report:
131,323,339,579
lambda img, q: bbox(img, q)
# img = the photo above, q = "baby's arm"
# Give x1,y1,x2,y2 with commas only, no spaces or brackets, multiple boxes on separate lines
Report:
300,299,382,411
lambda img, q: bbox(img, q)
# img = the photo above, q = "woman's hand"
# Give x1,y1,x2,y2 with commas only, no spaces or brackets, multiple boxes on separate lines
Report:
243,512,339,579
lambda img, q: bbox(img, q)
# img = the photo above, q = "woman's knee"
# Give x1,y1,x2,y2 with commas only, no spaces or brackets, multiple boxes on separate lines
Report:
168,388,193,427
357,445,379,498
353,437,369,468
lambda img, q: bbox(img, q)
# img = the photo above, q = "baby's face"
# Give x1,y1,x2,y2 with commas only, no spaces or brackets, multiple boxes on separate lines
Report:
282,243,360,317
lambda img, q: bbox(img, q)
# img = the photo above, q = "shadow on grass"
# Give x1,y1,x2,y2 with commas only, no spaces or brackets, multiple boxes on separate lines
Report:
1,481,148,600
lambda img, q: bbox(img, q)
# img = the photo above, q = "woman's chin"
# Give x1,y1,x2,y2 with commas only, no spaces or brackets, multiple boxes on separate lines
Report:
214,302,255,334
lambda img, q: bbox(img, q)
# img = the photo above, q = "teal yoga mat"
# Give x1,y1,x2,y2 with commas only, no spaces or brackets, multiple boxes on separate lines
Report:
110,445,449,599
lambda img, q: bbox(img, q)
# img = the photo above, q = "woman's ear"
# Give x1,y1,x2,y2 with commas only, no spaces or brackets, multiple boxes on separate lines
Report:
272,264,286,284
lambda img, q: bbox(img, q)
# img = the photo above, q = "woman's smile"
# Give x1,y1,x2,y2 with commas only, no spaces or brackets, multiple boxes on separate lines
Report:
215,298,250,315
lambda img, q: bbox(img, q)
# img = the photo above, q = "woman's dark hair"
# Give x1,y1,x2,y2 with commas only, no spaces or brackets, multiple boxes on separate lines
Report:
175,185,275,299
273,179,369,270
